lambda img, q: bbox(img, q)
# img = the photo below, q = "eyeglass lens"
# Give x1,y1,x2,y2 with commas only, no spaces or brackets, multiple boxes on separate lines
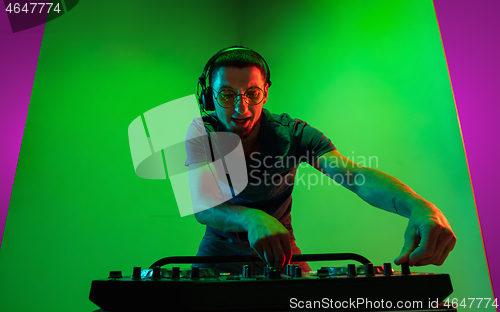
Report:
217,87,264,107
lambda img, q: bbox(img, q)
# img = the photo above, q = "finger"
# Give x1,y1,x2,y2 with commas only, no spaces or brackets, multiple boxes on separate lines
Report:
269,233,291,269
271,241,285,269
253,243,265,264
413,230,453,266
408,225,440,266
281,234,292,267
416,233,456,266
394,229,420,265
261,241,275,267
436,238,456,265
252,239,271,266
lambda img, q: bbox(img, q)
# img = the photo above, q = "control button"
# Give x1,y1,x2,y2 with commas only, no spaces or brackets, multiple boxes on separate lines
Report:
347,264,357,277
108,271,122,279
152,266,161,279
269,268,281,279
294,266,302,278
331,267,345,275
132,267,142,279
171,267,180,279
191,266,199,279
365,263,375,276
383,263,393,276
317,268,329,277
242,265,251,278
264,266,273,277
401,263,411,275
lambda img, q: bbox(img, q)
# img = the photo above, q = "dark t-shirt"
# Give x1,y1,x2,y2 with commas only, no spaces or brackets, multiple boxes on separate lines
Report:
185,108,336,241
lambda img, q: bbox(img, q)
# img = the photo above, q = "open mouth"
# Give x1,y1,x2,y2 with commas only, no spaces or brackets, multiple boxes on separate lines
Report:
231,117,251,127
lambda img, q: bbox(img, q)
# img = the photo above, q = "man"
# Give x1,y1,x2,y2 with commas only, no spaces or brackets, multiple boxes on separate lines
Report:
185,46,456,274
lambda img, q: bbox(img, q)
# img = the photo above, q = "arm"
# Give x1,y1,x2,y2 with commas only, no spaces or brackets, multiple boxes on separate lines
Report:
188,162,292,269
313,150,456,266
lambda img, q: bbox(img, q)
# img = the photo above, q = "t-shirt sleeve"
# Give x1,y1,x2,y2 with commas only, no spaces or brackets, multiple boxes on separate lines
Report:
294,119,336,165
184,118,212,166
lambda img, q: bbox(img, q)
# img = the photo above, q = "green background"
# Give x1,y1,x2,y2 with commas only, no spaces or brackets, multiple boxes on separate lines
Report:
0,0,493,311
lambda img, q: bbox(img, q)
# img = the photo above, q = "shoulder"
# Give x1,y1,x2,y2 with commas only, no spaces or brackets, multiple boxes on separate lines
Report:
262,109,333,148
262,109,316,137
261,109,305,129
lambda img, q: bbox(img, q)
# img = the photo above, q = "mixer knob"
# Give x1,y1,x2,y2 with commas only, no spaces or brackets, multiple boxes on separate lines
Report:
317,268,329,277
152,266,161,279
191,266,199,279
294,266,302,278
365,263,375,276
132,267,142,279
264,266,273,277
269,268,281,279
242,265,251,278
108,271,122,279
401,262,411,275
285,264,293,276
347,264,357,276
171,267,180,279
383,263,393,276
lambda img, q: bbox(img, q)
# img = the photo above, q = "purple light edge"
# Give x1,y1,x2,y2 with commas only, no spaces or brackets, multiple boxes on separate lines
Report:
433,0,499,300
0,11,45,247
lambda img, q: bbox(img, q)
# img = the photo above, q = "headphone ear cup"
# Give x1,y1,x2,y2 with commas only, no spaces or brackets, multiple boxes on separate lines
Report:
204,86,215,111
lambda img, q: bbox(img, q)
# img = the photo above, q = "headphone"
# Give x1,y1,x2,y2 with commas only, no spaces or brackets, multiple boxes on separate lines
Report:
197,46,272,111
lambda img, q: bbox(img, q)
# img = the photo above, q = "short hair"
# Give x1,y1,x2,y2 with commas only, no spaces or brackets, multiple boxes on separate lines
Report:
209,49,270,87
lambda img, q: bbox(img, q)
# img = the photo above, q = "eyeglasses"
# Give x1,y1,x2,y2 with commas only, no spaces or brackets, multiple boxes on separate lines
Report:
213,87,266,108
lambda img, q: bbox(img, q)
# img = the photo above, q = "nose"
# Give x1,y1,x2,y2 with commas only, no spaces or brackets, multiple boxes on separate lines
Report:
234,95,249,114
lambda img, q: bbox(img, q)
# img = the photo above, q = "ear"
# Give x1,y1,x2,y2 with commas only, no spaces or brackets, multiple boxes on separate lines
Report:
263,83,269,104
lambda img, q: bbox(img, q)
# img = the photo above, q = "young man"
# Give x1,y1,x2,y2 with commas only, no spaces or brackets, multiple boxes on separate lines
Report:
185,47,456,275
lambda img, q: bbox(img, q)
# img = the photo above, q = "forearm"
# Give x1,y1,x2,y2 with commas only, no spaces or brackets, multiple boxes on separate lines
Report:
194,200,261,233
189,162,259,232
315,150,455,266
353,167,434,218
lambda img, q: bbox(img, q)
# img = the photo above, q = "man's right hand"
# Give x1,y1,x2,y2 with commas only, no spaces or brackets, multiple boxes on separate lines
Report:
189,162,292,269
244,209,292,270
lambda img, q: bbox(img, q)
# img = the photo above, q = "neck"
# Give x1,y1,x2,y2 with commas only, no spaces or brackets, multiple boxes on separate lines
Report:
241,118,261,157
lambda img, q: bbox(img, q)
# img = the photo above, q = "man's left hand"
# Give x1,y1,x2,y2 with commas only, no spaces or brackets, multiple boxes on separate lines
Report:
394,205,456,266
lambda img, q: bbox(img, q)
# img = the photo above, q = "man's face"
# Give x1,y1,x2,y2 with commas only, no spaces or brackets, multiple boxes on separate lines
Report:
211,66,268,139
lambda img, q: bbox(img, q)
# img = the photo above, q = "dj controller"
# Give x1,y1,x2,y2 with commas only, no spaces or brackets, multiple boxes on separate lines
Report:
89,253,456,311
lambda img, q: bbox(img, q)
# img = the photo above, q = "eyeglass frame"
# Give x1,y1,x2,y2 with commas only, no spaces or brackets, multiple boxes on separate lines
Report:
212,86,267,108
